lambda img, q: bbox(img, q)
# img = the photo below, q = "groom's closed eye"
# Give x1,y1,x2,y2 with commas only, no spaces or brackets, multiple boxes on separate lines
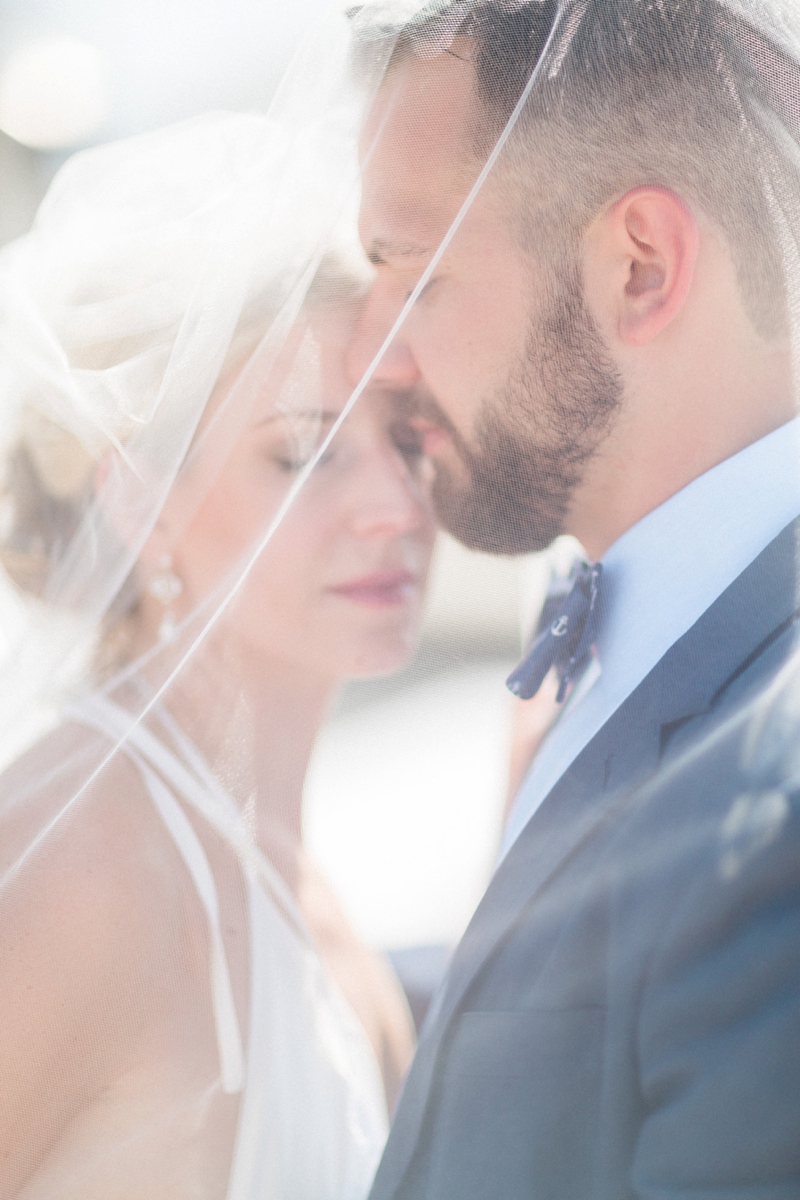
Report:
367,238,434,267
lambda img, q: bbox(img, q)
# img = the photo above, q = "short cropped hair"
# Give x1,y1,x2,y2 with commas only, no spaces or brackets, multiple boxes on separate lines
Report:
372,0,800,336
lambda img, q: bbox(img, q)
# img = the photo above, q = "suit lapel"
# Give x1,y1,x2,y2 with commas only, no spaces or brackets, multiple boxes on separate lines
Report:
432,519,800,1036
370,761,638,1198
374,520,800,1200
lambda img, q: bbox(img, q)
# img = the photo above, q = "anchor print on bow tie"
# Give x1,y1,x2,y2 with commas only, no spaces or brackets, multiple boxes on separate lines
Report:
506,561,603,703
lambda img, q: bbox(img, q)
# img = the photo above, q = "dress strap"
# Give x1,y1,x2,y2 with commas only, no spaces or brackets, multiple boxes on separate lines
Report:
135,754,245,1094
70,693,313,946
65,695,245,1094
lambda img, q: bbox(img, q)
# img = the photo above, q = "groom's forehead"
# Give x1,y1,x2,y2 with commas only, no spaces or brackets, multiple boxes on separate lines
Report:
359,52,487,257
363,41,478,143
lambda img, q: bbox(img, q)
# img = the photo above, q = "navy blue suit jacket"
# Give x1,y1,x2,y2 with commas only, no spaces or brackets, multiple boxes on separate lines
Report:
371,520,800,1199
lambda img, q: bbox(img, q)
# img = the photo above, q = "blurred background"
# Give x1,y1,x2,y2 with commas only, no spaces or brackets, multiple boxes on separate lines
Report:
0,0,340,239
0,0,567,962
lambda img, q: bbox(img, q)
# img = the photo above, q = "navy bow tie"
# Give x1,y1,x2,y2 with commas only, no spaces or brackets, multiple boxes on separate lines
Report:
506,561,603,703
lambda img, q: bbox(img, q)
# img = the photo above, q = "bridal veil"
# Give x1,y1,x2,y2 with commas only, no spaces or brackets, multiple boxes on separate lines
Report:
1,1,800,1195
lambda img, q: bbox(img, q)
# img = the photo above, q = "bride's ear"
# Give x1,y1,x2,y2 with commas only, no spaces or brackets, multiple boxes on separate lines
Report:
94,448,177,571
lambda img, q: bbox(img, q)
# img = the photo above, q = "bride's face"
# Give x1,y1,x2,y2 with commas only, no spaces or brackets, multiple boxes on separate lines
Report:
152,305,437,680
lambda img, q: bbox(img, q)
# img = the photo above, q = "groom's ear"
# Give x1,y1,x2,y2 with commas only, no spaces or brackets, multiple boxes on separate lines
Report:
582,186,700,347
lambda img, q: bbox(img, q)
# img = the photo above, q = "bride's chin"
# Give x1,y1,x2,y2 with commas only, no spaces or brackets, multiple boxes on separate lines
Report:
343,628,421,680
196,601,423,681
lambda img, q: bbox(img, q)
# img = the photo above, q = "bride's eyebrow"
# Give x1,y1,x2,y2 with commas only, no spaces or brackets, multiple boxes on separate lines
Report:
256,410,340,428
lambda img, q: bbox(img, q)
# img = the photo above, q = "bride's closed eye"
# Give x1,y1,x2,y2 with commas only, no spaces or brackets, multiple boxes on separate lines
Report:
272,447,334,473
261,414,335,474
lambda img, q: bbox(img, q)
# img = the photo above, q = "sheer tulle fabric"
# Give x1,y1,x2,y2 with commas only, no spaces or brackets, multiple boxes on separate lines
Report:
1,0,800,1196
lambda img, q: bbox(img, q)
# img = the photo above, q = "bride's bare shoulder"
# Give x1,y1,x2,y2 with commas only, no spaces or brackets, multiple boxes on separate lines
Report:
0,721,210,1195
0,714,207,956
0,717,203,995
0,715,206,950
1,719,119,816
1,720,171,886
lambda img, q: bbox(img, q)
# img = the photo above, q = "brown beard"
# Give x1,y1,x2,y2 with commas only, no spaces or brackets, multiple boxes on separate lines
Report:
417,265,623,555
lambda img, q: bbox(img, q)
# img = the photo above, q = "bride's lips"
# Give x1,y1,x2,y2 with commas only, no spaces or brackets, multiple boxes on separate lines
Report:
328,570,419,608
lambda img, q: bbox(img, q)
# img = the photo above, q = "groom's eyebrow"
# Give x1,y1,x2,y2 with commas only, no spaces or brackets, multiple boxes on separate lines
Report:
367,238,433,265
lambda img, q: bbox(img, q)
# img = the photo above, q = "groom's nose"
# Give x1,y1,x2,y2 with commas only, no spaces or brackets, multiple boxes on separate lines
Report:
346,287,420,390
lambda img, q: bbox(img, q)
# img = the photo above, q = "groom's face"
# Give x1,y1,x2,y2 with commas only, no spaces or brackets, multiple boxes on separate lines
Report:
351,48,622,554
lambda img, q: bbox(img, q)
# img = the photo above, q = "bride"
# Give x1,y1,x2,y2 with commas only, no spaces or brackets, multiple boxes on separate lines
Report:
0,112,435,1198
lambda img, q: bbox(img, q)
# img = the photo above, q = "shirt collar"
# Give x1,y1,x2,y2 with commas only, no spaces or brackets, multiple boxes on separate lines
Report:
594,417,800,716
499,417,800,862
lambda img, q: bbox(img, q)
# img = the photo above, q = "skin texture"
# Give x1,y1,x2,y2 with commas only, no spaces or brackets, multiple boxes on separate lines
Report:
347,46,796,561
0,304,435,1198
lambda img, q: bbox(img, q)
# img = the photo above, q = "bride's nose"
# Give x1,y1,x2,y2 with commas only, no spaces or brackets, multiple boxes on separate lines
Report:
346,442,429,538
345,287,420,391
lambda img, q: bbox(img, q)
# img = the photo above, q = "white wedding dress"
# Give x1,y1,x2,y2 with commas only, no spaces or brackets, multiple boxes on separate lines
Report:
68,692,388,1200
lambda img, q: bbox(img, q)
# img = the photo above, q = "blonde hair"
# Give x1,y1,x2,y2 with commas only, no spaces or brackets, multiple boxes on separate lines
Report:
0,254,370,670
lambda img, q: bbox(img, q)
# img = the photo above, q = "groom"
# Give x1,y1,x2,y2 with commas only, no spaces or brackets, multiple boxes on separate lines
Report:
347,2,800,1197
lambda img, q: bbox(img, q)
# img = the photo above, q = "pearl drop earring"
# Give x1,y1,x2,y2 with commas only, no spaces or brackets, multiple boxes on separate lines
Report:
147,553,184,643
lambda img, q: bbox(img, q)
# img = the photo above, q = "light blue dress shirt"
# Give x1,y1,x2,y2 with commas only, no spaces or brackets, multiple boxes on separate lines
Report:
499,418,800,863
